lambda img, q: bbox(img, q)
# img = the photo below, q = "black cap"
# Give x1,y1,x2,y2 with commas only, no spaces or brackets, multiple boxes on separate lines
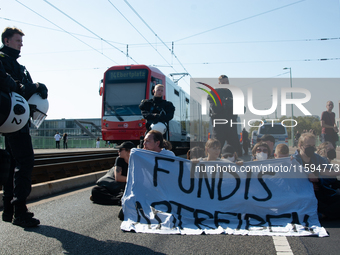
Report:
260,134,275,143
221,144,235,157
116,141,136,150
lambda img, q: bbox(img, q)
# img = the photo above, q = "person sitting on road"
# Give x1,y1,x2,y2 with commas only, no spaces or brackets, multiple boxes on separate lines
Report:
252,142,271,161
259,134,275,159
293,133,340,220
317,141,336,163
274,143,290,158
143,130,175,156
119,131,174,220
195,139,221,161
221,144,243,165
163,139,173,151
316,141,340,191
187,146,205,160
90,141,136,205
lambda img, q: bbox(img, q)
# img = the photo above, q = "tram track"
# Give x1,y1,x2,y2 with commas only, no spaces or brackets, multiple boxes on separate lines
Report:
31,150,117,184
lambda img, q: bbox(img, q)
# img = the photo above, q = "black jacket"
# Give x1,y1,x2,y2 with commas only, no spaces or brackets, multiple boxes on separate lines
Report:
139,96,175,129
208,88,237,121
0,46,37,99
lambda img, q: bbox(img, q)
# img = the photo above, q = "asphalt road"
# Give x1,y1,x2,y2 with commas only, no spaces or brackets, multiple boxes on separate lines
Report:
1,186,340,255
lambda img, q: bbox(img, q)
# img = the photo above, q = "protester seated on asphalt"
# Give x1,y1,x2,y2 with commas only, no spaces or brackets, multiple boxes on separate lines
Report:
293,132,340,220
199,139,221,161
163,139,173,151
187,146,205,160
317,141,336,163
316,141,340,191
252,142,271,161
143,130,175,156
220,144,243,166
259,134,275,158
119,131,174,220
90,141,135,205
274,143,290,158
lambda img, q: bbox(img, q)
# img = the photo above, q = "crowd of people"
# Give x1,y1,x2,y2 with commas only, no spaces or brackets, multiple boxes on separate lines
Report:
88,126,339,222
185,131,340,221
1,26,339,230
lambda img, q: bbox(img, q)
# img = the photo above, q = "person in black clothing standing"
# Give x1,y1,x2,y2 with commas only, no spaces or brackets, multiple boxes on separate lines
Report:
139,84,175,146
321,101,338,149
241,128,249,155
1,27,47,227
208,75,242,156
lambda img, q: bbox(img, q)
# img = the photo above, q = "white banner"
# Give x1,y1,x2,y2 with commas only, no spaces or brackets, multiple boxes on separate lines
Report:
121,149,328,237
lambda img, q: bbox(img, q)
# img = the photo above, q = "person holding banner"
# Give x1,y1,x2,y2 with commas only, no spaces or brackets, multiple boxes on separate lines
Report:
259,134,275,159
274,144,290,158
221,144,243,165
119,131,175,220
143,130,175,156
202,139,221,161
293,132,340,220
187,146,205,160
251,142,271,161
317,141,336,163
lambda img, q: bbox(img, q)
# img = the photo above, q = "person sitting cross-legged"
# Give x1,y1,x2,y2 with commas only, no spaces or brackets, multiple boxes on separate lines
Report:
90,141,136,205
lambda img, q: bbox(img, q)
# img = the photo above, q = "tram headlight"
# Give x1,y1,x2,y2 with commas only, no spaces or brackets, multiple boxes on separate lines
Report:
138,123,143,127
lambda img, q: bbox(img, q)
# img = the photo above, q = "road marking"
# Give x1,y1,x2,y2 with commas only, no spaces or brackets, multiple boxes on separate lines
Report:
273,236,294,255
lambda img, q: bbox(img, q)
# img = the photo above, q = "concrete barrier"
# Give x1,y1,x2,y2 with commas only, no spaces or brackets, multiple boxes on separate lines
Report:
0,170,107,209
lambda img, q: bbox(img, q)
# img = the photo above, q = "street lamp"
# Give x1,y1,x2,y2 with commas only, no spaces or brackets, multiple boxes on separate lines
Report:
283,67,294,146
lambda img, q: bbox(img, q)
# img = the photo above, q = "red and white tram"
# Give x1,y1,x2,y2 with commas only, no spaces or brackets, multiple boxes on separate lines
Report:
99,65,199,148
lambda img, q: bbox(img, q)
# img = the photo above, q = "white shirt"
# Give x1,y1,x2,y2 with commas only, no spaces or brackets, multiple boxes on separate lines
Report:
54,134,61,141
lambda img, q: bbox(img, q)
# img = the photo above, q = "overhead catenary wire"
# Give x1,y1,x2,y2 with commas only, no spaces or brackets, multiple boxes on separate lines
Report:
3,16,339,47
171,57,340,65
107,0,174,69
42,0,139,64
124,0,191,79
14,0,119,64
0,17,126,45
175,0,306,42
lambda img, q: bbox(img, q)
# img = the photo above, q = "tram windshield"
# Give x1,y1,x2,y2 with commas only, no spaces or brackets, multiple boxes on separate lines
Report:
103,69,148,117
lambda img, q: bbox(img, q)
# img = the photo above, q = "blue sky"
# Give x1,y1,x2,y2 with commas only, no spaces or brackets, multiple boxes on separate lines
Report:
1,0,339,120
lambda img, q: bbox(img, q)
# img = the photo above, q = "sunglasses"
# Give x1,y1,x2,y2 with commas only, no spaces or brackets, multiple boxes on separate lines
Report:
256,148,268,153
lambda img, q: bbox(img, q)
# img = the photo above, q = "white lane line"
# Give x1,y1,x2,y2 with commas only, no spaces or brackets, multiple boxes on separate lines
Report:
272,236,294,255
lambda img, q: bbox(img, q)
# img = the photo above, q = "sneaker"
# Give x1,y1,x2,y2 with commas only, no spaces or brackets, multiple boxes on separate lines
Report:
13,212,40,228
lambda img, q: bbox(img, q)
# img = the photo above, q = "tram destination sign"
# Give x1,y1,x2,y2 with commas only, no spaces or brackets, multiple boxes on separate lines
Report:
106,69,147,81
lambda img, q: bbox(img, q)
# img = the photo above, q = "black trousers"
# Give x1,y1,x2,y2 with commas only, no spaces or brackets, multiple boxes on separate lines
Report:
3,130,34,207
213,124,242,156
322,133,337,151
91,185,125,205
316,191,340,220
